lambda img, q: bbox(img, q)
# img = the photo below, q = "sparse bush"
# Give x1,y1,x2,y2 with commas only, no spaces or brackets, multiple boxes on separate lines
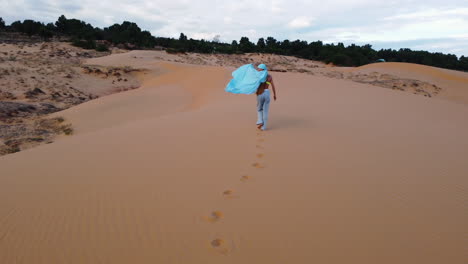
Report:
72,39,96,50
28,137,45,142
331,54,353,66
7,146,20,154
96,44,109,52
61,125,73,135
166,48,185,54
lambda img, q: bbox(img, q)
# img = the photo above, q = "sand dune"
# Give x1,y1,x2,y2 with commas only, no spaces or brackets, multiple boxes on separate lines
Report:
1,51,467,263
353,62,468,104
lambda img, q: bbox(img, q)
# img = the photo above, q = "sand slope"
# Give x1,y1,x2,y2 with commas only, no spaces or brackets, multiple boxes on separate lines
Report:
1,51,467,264
354,62,468,104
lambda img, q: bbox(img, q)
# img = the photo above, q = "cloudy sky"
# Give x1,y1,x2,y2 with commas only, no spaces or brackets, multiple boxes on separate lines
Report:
2,0,468,56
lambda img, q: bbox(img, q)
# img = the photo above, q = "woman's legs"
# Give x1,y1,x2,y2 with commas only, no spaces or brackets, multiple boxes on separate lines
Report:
256,90,271,130
257,94,265,126
261,91,271,130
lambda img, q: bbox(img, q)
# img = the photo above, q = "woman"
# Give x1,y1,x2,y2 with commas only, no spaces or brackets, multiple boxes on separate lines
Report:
255,64,277,130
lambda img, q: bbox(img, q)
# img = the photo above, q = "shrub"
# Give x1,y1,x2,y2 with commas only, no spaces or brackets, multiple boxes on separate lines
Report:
61,125,73,135
331,54,352,66
96,44,109,52
72,39,96,50
166,48,185,54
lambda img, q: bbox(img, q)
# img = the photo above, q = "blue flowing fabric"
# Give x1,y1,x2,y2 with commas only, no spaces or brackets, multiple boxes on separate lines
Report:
225,64,268,94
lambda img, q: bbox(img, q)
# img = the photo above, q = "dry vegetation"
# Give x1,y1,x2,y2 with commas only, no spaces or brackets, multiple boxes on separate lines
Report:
322,71,442,98
0,116,72,155
0,41,140,156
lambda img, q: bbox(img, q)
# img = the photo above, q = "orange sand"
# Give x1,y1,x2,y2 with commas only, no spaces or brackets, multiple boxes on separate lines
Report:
0,51,467,264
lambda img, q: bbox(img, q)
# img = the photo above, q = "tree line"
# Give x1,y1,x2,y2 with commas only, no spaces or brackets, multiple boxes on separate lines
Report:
1,16,467,71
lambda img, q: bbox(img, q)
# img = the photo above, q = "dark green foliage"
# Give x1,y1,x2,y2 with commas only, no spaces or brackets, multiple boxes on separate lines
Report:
98,21,157,48
331,54,352,66
257,38,266,52
179,33,188,42
55,15,96,40
10,21,24,32
239,37,255,53
22,20,44,36
95,44,109,52
166,48,184,54
2,15,467,71
72,39,96,49
265,37,280,53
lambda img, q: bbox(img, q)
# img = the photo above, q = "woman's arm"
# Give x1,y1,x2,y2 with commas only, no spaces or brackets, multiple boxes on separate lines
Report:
269,76,277,101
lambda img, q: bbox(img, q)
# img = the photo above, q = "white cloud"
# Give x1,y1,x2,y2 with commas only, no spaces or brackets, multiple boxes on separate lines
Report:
247,29,258,39
2,0,468,56
191,32,219,40
383,8,468,21
288,17,312,29
270,0,285,14
223,17,232,24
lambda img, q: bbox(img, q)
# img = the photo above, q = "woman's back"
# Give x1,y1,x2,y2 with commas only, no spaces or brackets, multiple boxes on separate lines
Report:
256,75,272,95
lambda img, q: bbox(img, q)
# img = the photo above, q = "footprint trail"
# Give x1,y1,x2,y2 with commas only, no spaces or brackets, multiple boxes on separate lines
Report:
205,130,269,256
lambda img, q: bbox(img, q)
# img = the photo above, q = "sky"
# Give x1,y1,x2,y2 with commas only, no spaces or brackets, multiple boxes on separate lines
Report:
1,0,468,56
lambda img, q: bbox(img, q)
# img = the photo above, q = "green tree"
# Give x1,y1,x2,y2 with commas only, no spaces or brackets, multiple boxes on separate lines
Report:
39,27,53,39
179,33,188,42
265,36,278,53
331,53,352,66
239,37,255,53
22,20,43,36
10,21,23,32
257,38,266,52
55,15,67,32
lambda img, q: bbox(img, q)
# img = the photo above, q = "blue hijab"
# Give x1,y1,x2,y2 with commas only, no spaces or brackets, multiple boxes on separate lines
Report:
225,64,268,94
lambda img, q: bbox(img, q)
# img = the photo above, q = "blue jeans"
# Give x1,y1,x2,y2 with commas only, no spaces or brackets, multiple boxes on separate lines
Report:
256,89,270,130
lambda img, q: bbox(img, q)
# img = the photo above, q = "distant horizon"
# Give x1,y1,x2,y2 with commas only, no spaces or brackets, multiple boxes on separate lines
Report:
2,0,467,57
2,16,467,60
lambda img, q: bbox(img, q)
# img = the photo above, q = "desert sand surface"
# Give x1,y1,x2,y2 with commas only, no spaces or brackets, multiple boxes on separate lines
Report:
0,50,467,264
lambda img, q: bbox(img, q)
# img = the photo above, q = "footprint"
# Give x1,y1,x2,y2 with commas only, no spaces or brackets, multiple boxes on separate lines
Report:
257,153,264,159
204,211,224,223
222,189,235,198
252,162,264,169
240,175,251,182
210,238,231,255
